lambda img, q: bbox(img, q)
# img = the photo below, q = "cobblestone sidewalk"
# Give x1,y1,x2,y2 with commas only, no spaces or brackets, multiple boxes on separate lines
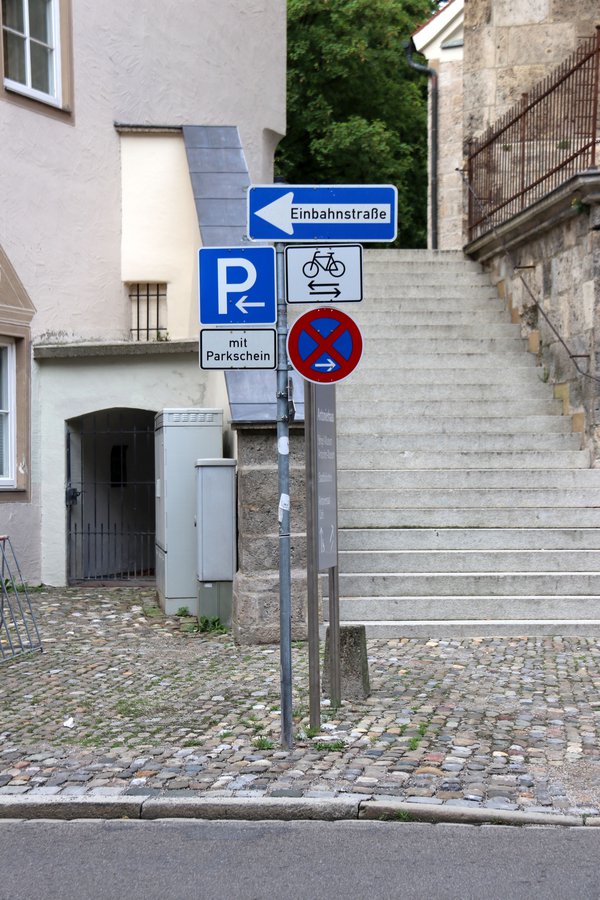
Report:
2,586,600,817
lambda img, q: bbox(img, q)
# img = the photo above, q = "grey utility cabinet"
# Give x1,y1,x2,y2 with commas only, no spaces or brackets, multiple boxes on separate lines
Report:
195,458,236,627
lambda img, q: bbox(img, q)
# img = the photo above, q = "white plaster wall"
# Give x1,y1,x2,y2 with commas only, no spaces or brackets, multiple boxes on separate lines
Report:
121,134,202,341
0,0,286,343
36,354,222,585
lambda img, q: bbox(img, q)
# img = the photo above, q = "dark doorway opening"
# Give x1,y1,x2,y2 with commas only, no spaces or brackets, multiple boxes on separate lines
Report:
66,409,155,583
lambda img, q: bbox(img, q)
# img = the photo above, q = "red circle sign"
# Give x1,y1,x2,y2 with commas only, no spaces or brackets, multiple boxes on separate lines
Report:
287,307,363,384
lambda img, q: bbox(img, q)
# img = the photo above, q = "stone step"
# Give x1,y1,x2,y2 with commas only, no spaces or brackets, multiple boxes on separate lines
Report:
365,249,480,263
355,310,510,324
337,507,600,528
337,416,572,435
338,487,600,509
358,352,536,369
320,619,600,638
343,365,545,384
333,572,600,597
338,468,600,489
330,595,600,621
359,337,527,354
337,433,582,451
353,323,521,338
363,274,495,286
336,450,591,468
364,257,485,268
363,266,490,278
338,527,600,551
338,382,553,400
338,549,600,573
336,399,562,417
359,288,503,303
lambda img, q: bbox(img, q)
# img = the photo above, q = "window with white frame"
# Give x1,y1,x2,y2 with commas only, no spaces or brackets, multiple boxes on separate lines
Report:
2,0,61,105
0,339,16,487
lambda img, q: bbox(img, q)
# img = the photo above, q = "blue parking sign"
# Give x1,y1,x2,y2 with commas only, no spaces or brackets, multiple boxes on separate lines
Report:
199,246,277,326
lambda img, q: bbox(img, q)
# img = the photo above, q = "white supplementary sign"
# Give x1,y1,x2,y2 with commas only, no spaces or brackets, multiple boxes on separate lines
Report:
199,329,276,370
285,244,363,304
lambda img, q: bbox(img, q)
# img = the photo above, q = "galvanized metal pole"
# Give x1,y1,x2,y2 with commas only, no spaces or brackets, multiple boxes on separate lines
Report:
304,380,321,732
276,241,293,749
327,386,341,710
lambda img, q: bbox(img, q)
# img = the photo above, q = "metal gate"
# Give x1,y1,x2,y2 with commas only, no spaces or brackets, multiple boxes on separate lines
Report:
66,409,156,583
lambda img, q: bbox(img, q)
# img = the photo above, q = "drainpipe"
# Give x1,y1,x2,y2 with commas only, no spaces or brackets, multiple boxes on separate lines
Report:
404,38,438,250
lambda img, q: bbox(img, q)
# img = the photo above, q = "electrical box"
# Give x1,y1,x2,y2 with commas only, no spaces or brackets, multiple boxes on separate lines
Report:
154,409,223,615
195,458,236,626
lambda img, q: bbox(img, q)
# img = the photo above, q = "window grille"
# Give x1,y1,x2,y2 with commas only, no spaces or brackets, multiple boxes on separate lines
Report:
129,283,167,341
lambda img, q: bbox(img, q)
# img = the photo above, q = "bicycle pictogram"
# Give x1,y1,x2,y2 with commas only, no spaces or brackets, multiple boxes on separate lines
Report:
302,249,346,279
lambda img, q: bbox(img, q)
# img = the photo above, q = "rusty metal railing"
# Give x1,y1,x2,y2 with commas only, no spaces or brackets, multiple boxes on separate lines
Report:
467,28,600,241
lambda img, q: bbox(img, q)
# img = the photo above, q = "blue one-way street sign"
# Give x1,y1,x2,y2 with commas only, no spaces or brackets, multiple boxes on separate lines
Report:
199,246,277,325
248,184,398,242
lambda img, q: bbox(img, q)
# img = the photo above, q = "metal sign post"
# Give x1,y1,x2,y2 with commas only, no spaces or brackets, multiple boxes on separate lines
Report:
275,242,293,749
305,382,341,721
304,380,321,731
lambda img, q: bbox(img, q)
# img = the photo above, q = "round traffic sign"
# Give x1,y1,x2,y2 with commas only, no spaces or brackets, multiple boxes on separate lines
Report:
287,307,363,384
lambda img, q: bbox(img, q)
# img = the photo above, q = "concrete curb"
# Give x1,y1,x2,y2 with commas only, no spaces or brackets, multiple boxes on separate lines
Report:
358,800,586,827
1,794,599,825
142,797,361,821
0,795,145,820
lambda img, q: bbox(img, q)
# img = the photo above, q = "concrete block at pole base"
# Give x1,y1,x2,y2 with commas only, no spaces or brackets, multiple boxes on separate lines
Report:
323,624,370,700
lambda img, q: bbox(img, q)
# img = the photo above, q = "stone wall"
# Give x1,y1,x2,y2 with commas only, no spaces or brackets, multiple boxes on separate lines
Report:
437,57,465,250
232,423,309,644
466,173,600,460
463,0,599,139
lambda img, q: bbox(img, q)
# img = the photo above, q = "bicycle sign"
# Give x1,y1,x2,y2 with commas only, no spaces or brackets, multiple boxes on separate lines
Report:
285,244,363,304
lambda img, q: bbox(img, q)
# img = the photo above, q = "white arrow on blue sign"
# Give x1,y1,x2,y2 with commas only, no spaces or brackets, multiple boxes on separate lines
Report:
248,184,398,242
199,246,277,326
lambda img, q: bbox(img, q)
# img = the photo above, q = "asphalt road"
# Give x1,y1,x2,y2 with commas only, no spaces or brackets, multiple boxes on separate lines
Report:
1,819,599,900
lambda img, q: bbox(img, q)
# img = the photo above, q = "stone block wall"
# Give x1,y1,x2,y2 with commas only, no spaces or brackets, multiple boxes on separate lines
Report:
437,58,465,250
232,423,309,644
463,0,599,139
466,174,600,460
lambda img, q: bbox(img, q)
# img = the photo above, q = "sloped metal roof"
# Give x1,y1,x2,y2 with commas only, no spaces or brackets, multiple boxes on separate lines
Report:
183,125,305,424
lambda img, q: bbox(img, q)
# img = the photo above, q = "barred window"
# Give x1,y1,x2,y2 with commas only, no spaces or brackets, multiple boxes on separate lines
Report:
129,283,167,341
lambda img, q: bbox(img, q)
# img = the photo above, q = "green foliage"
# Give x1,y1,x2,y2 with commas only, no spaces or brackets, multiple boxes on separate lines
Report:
253,736,275,750
313,739,346,751
276,0,435,247
197,616,227,634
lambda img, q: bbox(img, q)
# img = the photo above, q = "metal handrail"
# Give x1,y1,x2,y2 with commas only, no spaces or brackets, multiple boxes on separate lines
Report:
467,28,600,240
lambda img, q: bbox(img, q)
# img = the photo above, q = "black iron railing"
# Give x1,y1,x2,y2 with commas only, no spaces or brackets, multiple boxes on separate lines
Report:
467,29,600,240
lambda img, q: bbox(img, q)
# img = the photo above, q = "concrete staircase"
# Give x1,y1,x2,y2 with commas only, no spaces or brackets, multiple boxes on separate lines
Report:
329,249,600,637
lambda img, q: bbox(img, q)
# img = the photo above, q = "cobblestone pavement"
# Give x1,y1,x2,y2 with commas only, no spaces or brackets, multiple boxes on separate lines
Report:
2,586,600,817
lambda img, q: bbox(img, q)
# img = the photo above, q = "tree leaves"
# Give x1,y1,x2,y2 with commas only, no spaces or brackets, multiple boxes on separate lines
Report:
276,0,435,247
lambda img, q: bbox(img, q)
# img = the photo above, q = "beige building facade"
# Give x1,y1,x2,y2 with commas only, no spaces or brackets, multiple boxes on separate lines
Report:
0,0,286,584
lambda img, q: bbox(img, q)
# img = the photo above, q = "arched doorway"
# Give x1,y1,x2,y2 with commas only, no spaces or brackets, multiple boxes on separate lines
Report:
66,408,155,583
